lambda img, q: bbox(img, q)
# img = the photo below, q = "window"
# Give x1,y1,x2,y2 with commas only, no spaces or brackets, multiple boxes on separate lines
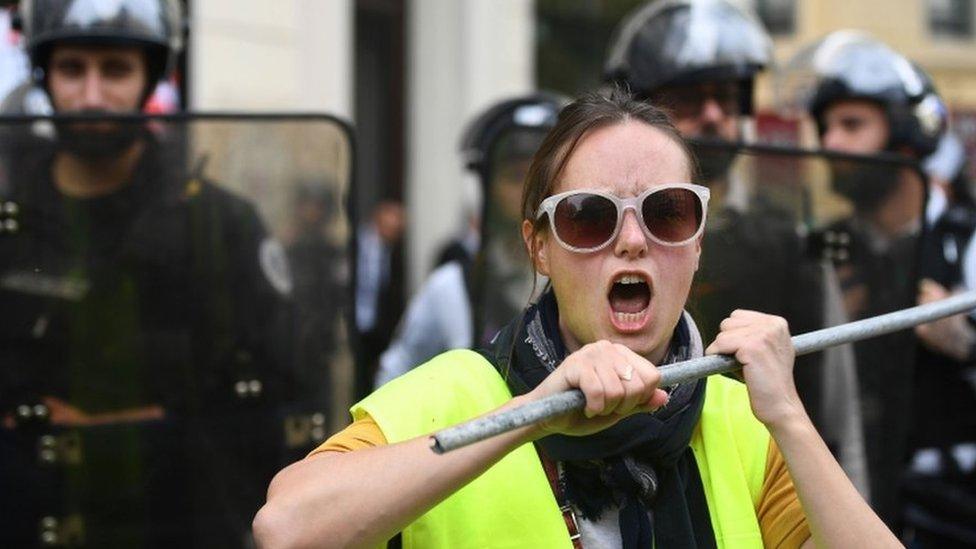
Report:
755,0,796,36
928,0,973,38
536,0,645,96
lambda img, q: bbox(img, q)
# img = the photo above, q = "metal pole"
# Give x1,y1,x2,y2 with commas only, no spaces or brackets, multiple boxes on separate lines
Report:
431,290,976,454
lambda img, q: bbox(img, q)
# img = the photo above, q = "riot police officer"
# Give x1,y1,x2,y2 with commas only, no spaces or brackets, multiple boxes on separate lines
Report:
603,0,819,333
906,132,976,546
604,0,768,156
374,93,565,388
793,30,948,527
603,0,868,495
0,1,297,546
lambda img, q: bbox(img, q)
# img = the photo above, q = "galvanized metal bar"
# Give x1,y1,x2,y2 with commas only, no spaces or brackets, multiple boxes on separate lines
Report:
431,290,976,454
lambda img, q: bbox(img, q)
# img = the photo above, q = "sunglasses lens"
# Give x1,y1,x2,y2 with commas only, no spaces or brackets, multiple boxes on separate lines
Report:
642,188,703,243
553,193,618,249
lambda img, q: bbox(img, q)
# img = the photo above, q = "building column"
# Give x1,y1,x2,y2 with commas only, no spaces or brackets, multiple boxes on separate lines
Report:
189,0,353,117
405,0,535,289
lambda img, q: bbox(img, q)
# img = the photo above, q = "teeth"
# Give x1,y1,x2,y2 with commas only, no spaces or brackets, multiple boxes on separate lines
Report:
614,311,645,323
615,274,644,285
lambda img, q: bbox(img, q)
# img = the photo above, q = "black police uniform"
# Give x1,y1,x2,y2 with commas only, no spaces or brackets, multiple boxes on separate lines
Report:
287,229,347,410
904,198,976,545
830,215,919,526
915,201,976,449
0,132,295,547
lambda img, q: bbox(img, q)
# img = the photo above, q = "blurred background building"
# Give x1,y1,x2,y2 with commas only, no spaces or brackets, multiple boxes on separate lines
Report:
536,0,976,175
2,0,973,292
194,0,536,292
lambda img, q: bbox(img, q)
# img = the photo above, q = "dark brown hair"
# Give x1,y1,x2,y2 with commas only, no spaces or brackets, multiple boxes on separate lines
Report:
521,87,698,261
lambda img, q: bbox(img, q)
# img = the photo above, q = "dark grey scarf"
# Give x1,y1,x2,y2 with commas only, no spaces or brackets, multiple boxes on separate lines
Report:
481,290,716,549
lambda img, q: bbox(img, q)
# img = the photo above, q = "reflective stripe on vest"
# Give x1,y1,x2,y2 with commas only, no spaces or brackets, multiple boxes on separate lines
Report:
354,349,767,548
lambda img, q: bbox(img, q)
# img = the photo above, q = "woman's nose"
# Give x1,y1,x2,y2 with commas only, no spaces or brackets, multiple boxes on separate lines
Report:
614,209,647,258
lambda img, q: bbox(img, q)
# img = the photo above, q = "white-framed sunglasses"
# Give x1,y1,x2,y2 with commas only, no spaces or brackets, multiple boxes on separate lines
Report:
535,184,711,253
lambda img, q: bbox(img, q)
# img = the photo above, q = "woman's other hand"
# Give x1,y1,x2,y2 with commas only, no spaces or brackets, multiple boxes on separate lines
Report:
707,312,902,547
525,340,669,438
705,310,804,428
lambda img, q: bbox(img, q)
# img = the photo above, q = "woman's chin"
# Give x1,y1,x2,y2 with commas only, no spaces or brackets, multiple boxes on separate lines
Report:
604,308,676,361
602,327,660,356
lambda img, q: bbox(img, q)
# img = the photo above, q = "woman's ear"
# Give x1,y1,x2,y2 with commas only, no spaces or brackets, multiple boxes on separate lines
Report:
522,219,550,276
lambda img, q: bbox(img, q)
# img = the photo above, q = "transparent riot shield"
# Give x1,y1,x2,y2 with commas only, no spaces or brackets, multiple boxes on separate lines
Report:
689,140,927,522
0,113,355,548
469,127,549,346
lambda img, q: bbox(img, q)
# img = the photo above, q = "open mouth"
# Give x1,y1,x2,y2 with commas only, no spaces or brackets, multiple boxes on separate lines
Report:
608,273,652,331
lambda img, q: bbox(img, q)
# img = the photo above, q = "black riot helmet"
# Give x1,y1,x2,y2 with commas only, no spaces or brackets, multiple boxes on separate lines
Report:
459,92,567,244
603,0,772,115
460,92,567,178
18,0,183,104
792,31,947,158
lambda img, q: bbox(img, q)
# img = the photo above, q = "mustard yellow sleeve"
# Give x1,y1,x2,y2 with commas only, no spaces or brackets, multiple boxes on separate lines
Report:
757,438,811,548
307,414,388,457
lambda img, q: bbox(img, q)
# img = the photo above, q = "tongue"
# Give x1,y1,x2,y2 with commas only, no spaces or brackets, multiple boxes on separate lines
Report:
609,283,650,314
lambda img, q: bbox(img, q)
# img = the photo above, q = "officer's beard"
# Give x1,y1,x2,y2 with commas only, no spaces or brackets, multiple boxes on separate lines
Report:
697,148,736,183
54,110,145,161
690,126,736,184
829,159,902,214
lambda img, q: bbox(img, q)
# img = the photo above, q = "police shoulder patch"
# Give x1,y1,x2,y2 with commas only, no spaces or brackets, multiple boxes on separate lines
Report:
259,238,293,296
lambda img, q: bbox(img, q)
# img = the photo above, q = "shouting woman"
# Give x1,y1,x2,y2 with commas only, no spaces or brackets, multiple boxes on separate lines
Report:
253,91,900,549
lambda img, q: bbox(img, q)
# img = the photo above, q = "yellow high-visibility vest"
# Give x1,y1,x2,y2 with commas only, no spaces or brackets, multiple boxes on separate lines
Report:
354,349,768,548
